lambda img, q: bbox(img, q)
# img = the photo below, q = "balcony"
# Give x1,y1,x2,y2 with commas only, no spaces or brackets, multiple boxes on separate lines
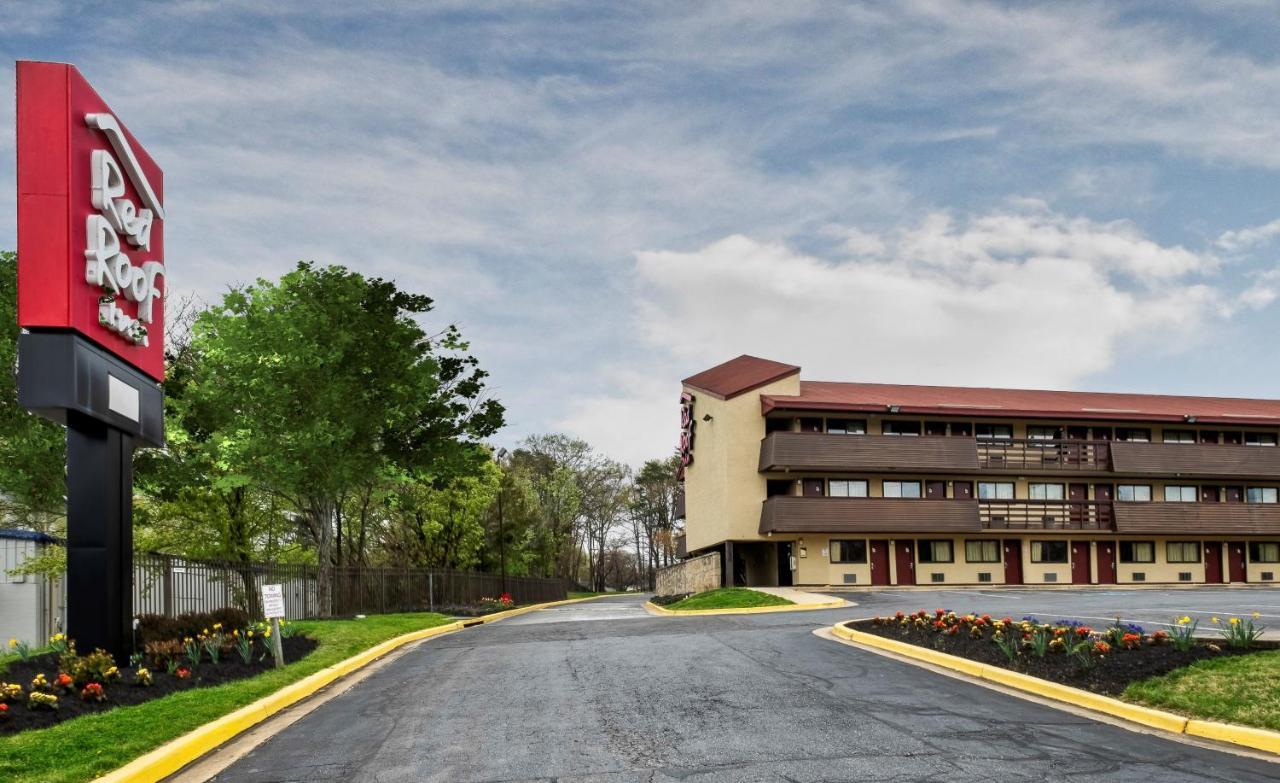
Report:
759,496,981,534
979,500,1114,531
1114,502,1280,535
758,432,979,473
976,439,1110,472
1110,441,1280,480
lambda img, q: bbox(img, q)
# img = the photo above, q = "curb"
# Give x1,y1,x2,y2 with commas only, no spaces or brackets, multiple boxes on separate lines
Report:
645,597,847,616
92,594,616,783
829,622,1280,756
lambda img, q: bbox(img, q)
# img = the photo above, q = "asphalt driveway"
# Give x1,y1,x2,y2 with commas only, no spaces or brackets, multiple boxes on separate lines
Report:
210,591,1280,782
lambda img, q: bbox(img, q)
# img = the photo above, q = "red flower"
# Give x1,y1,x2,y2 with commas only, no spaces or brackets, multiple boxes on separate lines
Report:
894,611,905,620
0,703,8,714
175,666,191,679
1093,641,1111,655
80,682,106,702
935,608,945,617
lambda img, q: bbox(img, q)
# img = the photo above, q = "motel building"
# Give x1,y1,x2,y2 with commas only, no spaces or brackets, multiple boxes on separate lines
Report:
677,355,1280,589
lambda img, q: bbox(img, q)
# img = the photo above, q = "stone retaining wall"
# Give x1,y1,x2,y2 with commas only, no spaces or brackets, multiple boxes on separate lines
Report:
655,552,721,596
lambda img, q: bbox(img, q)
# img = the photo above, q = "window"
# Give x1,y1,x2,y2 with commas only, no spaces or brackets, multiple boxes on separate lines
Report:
977,482,1014,500
1027,426,1061,441
1117,484,1152,502
918,540,954,563
830,539,867,563
1164,485,1197,503
975,424,1013,440
1163,429,1195,444
1031,541,1069,563
1116,428,1151,442
1250,542,1280,563
827,419,867,435
828,480,869,498
1029,483,1065,501
883,480,922,499
1119,541,1155,563
765,417,793,433
1166,541,1201,563
1246,432,1278,447
882,420,921,436
965,540,1000,563
1248,487,1279,504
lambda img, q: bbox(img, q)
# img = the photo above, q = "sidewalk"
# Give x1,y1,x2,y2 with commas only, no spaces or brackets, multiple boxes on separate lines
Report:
752,586,848,607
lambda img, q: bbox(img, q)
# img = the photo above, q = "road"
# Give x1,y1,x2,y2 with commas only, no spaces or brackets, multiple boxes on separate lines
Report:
211,591,1280,782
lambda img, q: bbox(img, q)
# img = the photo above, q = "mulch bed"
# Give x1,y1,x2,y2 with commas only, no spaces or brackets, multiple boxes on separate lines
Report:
848,616,1275,696
649,593,690,606
0,635,317,735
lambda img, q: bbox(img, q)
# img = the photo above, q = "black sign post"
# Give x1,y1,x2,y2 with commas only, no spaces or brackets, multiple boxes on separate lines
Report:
18,330,164,660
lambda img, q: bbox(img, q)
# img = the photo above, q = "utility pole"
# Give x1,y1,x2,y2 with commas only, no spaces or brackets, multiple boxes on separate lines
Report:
497,448,508,594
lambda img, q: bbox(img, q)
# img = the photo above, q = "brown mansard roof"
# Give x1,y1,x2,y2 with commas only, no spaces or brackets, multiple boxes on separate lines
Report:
763,380,1280,426
682,355,800,400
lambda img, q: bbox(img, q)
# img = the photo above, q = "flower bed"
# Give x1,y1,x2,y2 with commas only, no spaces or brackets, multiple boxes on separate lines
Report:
849,610,1274,696
1,622,316,736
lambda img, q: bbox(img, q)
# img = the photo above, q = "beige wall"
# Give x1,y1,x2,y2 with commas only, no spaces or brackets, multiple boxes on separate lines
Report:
682,374,799,553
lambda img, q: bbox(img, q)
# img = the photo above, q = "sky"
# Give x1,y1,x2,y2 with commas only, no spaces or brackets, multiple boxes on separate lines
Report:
3,1,1280,467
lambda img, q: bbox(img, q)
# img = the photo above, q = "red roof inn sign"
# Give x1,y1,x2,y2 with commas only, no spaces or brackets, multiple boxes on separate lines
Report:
17,61,166,380
15,61,167,659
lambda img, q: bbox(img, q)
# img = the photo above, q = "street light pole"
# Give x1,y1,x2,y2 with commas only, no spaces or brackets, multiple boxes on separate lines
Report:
497,448,508,595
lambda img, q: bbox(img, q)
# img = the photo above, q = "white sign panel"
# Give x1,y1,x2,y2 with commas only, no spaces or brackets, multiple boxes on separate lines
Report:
262,583,286,619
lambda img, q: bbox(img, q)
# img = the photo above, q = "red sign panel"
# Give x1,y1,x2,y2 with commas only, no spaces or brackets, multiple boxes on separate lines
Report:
16,61,166,381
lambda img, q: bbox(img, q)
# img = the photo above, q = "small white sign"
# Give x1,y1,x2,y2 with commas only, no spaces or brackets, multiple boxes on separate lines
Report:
107,374,139,421
262,584,286,619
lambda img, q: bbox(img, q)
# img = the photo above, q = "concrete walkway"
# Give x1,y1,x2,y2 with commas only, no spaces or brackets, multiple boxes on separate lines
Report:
752,586,849,606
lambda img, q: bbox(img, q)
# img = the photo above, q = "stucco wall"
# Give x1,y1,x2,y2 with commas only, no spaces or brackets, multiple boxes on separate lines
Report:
655,551,722,596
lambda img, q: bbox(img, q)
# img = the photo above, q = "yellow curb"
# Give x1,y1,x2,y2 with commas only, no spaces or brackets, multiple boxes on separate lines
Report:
645,597,847,616
1187,720,1280,755
92,594,617,783
830,623,1280,753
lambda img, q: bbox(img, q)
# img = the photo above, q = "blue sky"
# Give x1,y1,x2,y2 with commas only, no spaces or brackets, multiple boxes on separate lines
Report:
3,1,1280,465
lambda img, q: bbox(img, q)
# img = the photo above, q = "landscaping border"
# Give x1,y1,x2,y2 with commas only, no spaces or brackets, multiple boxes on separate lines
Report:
91,595,615,783
645,596,846,616
829,621,1280,757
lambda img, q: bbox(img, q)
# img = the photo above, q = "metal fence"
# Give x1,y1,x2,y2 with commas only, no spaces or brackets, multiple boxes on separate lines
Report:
132,553,567,619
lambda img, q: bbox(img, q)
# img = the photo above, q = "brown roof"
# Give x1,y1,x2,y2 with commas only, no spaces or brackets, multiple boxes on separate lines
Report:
761,379,1280,426
683,355,800,400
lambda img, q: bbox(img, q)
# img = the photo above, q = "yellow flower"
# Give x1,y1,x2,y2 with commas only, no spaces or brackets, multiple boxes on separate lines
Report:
1230,617,1240,625
212,623,222,630
1211,617,1220,624
1178,616,1191,625
1253,612,1262,620
6,639,15,648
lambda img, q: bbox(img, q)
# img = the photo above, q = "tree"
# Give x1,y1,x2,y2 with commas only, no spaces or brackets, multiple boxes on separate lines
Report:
630,455,681,589
0,252,68,532
184,262,503,614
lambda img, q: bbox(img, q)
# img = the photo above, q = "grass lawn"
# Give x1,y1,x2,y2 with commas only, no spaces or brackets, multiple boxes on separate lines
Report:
1123,649,1280,731
666,587,794,611
0,612,455,783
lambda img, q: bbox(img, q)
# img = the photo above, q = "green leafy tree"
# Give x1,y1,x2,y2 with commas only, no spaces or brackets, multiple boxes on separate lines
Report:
184,262,504,614
0,252,67,532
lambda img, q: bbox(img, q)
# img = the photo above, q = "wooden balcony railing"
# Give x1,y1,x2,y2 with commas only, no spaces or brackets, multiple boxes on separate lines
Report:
975,439,1110,472
979,500,1114,531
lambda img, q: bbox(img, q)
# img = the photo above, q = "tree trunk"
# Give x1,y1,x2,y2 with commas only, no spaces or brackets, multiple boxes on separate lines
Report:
304,497,337,617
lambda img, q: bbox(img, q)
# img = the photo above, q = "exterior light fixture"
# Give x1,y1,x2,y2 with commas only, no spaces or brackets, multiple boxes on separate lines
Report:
887,404,901,413
702,413,713,422
1184,415,1197,423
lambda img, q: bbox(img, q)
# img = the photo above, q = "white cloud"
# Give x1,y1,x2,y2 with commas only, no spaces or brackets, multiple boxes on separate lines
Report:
566,206,1230,463
1218,218,1280,253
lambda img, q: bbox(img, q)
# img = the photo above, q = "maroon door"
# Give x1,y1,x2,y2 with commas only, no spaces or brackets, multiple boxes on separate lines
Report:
953,481,974,500
894,540,916,585
1095,484,1113,500
1228,542,1247,582
1225,431,1243,445
802,479,824,497
1225,487,1244,503
1071,542,1091,584
1069,484,1088,527
1003,539,1023,584
1205,542,1224,584
1066,426,1088,440
1096,541,1117,584
925,480,947,499
869,539,890,586
1201,486,1221,503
